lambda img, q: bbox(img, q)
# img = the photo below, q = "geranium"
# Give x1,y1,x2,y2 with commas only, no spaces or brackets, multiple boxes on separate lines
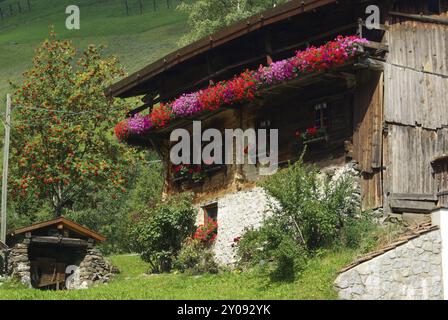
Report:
306,127,318,135
198,82,227,111
115,36,368,142
114,119,130,141
193,218,218,245
173,164,206,183
150,103,173,128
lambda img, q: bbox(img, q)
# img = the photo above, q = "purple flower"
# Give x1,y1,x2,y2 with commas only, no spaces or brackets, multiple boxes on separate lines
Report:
171,92,202,116
128,113,152,134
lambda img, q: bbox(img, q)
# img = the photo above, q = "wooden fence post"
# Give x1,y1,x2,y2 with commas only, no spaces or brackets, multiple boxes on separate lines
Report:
9,4,13,16
17,1,22,13
139,0,143,15
153,0,157,11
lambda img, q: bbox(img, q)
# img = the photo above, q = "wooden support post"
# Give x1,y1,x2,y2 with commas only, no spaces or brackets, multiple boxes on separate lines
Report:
1,94,12,244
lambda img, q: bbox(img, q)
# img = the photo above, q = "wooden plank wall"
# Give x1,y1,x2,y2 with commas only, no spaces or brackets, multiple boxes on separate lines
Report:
353,69,384,210
383,16,448,212
385,21,448,129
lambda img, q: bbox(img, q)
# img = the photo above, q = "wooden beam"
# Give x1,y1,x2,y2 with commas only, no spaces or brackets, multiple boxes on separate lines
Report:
31,236,89,247
389,11,448,26
389,193,438,202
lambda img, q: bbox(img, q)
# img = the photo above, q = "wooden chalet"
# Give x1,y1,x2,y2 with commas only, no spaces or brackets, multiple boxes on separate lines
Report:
7,217,106,289
108,0,448,222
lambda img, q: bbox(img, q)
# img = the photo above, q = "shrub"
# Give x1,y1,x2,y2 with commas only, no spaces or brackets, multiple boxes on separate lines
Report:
173,239,219,275
130,193,196,273
237,157,371,281
261,158,359,251
236,218,308,282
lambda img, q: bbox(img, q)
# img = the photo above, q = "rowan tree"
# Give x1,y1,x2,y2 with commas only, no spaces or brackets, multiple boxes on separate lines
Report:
9,29,140,217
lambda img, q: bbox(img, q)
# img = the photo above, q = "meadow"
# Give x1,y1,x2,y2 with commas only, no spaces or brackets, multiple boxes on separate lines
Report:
0,249,357,300
0,0,188,100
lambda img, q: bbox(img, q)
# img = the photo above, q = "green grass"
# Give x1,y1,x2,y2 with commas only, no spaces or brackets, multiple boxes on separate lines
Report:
0,249,357,300
0,0,189,100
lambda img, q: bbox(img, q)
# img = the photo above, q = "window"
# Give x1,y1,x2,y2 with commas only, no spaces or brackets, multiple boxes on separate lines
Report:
314,102,329,129
203,203,218,222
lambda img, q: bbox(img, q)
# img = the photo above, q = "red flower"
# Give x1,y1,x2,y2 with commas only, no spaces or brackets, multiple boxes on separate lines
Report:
306,127,318,135
114,120,129,141
193,218,218,245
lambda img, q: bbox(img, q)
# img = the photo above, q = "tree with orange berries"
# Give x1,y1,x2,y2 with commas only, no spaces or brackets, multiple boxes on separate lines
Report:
9,29,138,217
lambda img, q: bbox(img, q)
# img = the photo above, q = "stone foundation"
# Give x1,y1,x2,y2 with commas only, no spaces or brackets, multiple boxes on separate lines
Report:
0,249,7,276
7,240,32,287
334,230,443,300
66,248,119,289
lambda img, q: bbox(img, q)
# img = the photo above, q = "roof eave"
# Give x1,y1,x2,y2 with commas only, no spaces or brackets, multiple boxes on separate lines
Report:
105,0,338,99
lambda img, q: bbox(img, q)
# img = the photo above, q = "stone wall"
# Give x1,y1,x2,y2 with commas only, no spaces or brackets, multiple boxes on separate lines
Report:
334,230,443,300
7,240,31,288
66,248,119,289
197,187,275,266
0,250,6,275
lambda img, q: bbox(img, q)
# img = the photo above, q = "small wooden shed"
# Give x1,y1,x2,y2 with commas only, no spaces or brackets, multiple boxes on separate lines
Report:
6,217,115,290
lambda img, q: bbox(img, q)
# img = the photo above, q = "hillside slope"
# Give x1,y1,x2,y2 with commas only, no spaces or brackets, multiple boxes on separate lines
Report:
0,0,188,99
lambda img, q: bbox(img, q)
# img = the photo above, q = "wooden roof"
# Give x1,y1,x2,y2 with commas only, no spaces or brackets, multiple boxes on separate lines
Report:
106,0,340,99
10,217,106,242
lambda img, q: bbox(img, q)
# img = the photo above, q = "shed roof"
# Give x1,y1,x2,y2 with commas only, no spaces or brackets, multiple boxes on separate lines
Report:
106,0,339,99
10,217,106,242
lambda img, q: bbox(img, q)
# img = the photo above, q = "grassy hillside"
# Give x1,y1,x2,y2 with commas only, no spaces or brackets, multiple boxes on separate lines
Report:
0,0,189,100
0,249,356,299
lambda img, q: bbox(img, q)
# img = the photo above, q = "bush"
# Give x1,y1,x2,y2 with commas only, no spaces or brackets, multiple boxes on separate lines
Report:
261,158,359,250
237,158,372,281
130,193,196,273
173,239,219,275
236,218,308,282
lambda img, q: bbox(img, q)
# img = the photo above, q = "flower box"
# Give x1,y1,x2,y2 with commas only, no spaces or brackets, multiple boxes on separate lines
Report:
295,127,328,145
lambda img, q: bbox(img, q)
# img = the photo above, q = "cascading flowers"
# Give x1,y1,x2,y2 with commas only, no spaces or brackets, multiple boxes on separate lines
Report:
115,35,368,142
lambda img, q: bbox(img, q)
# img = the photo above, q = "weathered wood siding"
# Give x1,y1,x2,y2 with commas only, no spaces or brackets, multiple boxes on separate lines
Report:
383,11,448,213
353,69,384,210
385,21,448,129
